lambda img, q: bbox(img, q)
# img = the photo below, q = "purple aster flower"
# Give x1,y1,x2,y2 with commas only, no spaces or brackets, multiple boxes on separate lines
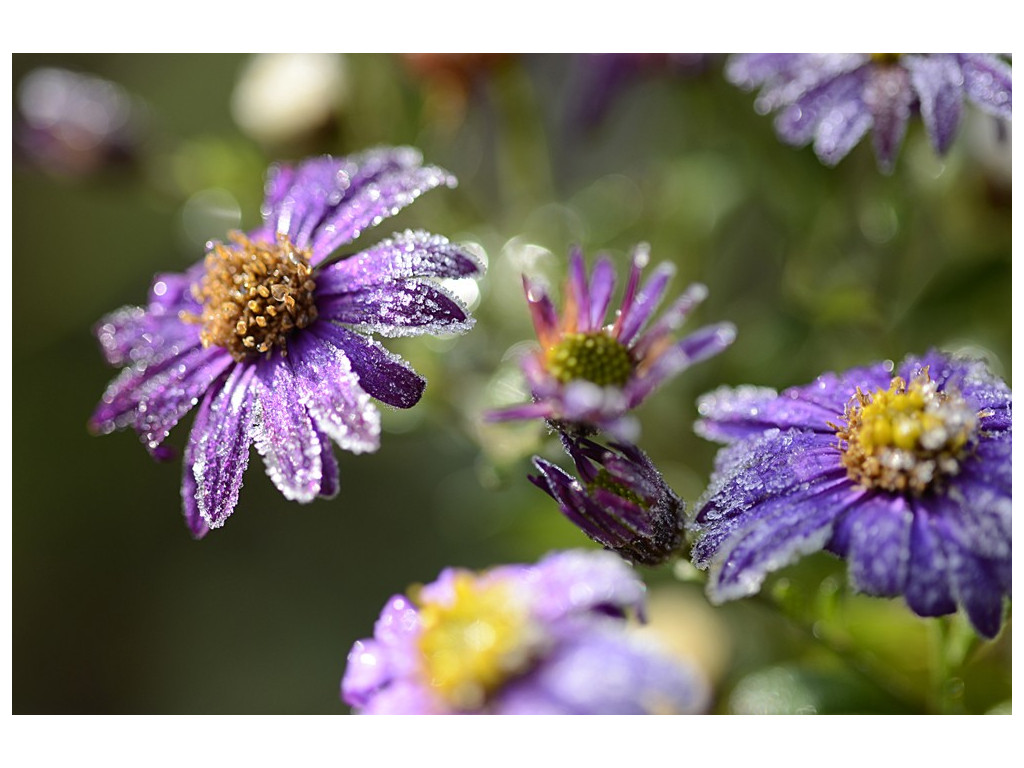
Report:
727,54,1012,172
90,148,482,537
530,437,684,565
487,243,735,441
690,350,1011,638
341,549,709,714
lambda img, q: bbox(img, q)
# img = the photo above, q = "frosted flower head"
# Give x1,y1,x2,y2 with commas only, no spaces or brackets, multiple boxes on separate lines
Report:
91,148,482,537
690,350,1011,638
727,54,1012,172
530,437,684,565
487,243,735,442
341,550,709,714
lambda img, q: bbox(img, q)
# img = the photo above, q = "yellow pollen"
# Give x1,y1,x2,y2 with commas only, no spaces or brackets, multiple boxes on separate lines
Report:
416,573,538,711
546,331,635,387
835,370,978,494
870,53,903,65
587,468,647,508
184,231,318,361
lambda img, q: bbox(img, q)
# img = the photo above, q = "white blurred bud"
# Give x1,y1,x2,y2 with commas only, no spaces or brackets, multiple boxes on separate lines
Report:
231,53,349,146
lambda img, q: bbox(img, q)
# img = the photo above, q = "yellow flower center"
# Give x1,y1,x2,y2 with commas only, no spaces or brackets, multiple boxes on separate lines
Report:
185,231,318,361
416,573,540,711
836,370,977,494
546,331,634,387
870,53,903,65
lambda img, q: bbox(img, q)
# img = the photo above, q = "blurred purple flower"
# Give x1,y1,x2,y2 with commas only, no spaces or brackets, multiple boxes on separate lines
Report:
91,148,482,537
15,67,147,177
341,549,709,714
691,350,1011,638
487,243,735,442
727,54,1012,172
531,437,683,565
571,53,709,130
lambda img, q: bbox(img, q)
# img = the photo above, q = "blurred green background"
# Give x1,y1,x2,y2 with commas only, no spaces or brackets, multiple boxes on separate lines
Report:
12,53,1011,714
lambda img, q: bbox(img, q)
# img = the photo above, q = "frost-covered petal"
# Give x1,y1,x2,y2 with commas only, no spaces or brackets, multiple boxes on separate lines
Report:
288,328,381,455
316,426,340,498
775,69,868,147
317,280,473,337
341,638,391,709
627,322,736,406
902,503,956,617
812,97,873,167
836,494,913,597
313,323,425,409
93,303,202,370
189,363,257,528
617,262,675,345
309,164,457,264
958,54,1012,118
251,355,323,503
314,230,481,294
181,426,210,540
906,54,964,154
945,542,1008,639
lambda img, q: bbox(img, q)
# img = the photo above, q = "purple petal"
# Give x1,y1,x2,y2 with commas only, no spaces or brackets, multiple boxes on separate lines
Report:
696,384,834,443
630,283,707,360
341,638,391,709
617,261,675,346
902,503,956,617
133,347,234,454
775,68,868,146
525,549,647,623
309,165,457,265
94,303,201,369
957,54,1011,119
812,97,873,167
288,329,381,455
864,64,914,172
91,342,220,438
251,356,324,503
611,244,648,336
181,426,210,539
498,620,708,714
946,543,1007,639
188,363,257,528
906,54,964,154
317,280,473,337
837,494,913,597
313,323,425,409
587,257,617,329
314,230,481,295
524,276,560,347
566,245,591,331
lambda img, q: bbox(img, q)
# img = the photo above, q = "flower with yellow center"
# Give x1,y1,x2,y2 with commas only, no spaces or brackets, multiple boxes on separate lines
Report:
415,573,541,711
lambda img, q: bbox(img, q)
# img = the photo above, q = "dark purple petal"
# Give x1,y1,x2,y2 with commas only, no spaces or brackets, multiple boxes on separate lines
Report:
188,363,257,528
957,54,1012,119
864,65,914,173
317,280,473,337
839,494,913,597
523,276,560,347
288,329,381,455
314,230,481,295
906,54,964,154
251,355,324,503
313,323,425,409
902,503,956,617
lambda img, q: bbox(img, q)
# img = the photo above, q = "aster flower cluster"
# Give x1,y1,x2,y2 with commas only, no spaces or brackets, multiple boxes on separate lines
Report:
81,53,1011,718
727,53,1012,172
